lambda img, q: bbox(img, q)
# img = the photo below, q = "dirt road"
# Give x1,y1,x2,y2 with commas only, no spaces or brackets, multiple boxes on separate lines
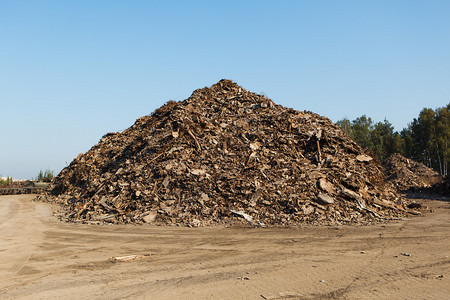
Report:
0,195,449,299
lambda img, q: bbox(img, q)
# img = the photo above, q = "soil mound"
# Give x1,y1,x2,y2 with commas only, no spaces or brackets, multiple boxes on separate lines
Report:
383,153,444,191
42,80,412,226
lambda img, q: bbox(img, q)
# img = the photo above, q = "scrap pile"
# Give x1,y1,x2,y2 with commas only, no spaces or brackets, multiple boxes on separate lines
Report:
383,153,444,191
41,80,413,226
0,181,48,195
431,176,450,195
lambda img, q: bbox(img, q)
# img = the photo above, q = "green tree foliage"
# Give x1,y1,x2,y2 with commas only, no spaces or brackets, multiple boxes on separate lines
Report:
374,120,401,160
337,103,449,175
337,116,396,161
408,105,449,175
435,105,450,175
36,169,54,182
0,176,13,186
336,118,352,136
337,115,373,150
352,115,374,150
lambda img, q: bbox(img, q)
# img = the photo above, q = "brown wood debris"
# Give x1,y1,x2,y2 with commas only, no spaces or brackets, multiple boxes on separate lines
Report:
40,79,414,226
383,153,444,191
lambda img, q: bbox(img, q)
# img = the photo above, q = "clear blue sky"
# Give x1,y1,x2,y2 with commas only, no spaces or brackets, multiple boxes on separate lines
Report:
1,1,449,179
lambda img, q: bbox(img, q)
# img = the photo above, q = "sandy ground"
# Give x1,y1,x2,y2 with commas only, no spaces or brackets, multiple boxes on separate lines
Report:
0,195,449,300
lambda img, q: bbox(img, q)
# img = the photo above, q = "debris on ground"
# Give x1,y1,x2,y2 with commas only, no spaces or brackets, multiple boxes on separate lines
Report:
260,292,303,299
407,202,422,209
39,80,415,226
231,210,254,225
109,254,151,262
236,276,250,280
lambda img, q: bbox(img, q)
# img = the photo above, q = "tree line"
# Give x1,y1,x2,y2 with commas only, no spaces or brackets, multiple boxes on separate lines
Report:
36,169,54,182
336,103,449,176
0,176,13,186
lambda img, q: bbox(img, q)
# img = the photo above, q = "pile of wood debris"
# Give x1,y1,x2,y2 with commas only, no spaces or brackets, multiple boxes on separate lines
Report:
383,153,444,191
0,181,48,195
430,175,449,195
38,80,415,226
